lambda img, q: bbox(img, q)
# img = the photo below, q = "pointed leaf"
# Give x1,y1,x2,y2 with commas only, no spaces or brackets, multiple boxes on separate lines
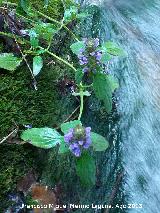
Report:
75,69,84,84
29,30,39,48
21,128,62,149
91,132,109,151
102,41,124,56
77,13,90,19
33,56,43,76
58,138,69,154
0,53,22,71
70,41,85,55
64,6,78,22
34,23,57,42
19,0,30,14
76,153,96,186
100,52,112,63
93,73,119,112
61,120,82,134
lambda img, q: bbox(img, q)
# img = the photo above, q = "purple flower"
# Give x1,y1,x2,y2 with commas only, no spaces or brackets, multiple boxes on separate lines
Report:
95,50,102,61
78,55,88,65
94,38,100,48
78,141,84,145
69,143,81,157
82,38,88,44
79,48,85,54
64,125,92,157
90,51,102,61
64,128,74,143
83,127,92,149
83,67,89,73
83,137,92,149
85,127,91,135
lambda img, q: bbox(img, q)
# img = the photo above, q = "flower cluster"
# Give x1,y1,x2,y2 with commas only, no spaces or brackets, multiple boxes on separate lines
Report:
64,125,92,157
77,38,103,74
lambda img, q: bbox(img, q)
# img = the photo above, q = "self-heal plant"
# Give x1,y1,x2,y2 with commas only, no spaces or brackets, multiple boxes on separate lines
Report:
0,1,124,186
64,125,92,157
75,38,103,74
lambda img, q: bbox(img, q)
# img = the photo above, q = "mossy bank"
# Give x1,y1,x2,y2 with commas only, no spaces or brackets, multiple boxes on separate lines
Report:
0,0,75,211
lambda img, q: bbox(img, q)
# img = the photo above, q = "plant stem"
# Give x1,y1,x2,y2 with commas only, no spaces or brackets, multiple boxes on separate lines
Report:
2,1,17,6
14,35,38,90
78,83,84,121
0,129,17,144
0,30,77,73
36,10,79,42
45,48,77,72
0,31,28,44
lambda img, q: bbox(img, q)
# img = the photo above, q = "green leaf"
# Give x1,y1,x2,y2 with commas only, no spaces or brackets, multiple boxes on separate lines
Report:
102,41,124,56
61,120,82,134
29,30,39,49
100,52,112,63
93,73,119,113
75,69,84,84
58,138,69,154
0,53,22,71
108,75,119,92
0,0,2,6
72,91,91,97
17,1,35,17
91,132,109,151
64,6,78,22
19,0,30,14
70,41,85,55
33,56,43,76
34,23,57,42
76,153,96,186
21,128,62,149
77,12,90,19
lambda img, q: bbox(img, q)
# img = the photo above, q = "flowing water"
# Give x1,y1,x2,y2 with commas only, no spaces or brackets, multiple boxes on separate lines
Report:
81,0,160,212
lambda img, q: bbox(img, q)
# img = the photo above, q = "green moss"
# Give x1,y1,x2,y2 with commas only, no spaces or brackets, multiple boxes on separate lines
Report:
9,0,74,19
0,35,77,213
0,1,77,210
0,144,37,211
0,62,76,211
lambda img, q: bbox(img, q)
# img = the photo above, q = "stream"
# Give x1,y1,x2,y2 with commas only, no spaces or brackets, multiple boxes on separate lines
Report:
81,0,160,212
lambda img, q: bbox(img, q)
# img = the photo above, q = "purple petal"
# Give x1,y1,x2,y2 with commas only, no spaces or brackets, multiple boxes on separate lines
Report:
83,67,89,73
79,56,88,65
94,38,100,48
64,129,74,143
82,38,88,44
69,143,81,157
78,141,84,145
79,48,84,54
74,149,81,157
83,137,92,149
95,51,102,61
85,127,91,135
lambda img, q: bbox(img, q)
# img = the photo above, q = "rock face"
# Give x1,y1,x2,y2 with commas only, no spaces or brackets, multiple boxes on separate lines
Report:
0,0,73,211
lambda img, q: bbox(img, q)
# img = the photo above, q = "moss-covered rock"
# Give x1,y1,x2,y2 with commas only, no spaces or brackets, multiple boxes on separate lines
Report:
0,0,76,211
0,56,76,203
9,0,73,19
0,144,37,211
